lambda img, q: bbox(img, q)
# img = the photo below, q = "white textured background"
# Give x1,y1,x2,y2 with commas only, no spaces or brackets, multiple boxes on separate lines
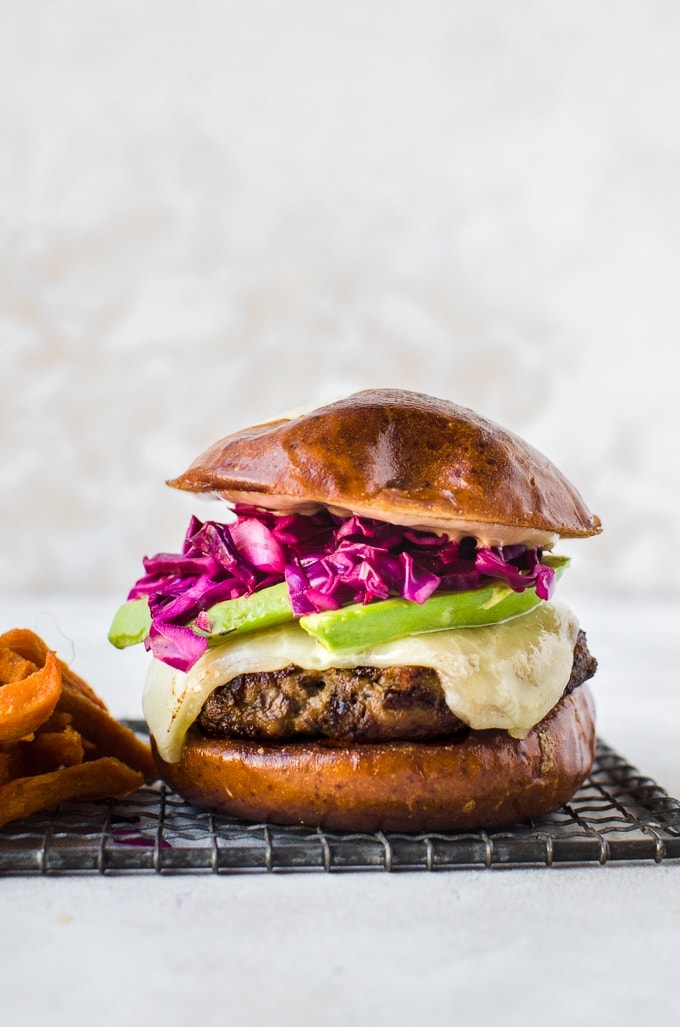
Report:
1,2,679,601
2,13,680,1015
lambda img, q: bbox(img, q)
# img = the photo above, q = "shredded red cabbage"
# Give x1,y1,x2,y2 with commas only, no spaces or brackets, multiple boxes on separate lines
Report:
128,506,555,671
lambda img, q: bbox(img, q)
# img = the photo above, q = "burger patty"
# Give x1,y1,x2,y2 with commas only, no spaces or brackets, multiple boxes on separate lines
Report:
197,630,597,744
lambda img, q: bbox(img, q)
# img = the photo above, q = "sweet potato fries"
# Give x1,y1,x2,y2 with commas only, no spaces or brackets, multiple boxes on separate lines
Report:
0,628,155,828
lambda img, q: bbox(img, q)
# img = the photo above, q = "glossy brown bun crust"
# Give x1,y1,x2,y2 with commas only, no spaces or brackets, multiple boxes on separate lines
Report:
167,389,601,541
153,686,596,833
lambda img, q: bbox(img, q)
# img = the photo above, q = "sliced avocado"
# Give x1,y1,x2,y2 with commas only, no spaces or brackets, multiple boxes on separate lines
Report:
197,581,294,642
298,555,570,654
107,583,295,651
108,597,152,648
108,556,569,655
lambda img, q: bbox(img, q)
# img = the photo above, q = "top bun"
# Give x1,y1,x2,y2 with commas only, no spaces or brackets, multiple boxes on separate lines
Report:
167,389,601,547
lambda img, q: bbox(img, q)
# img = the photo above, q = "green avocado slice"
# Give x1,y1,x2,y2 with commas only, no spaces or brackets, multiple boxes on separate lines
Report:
107,582,294,650
197,581,293,642
108,597,152,648
298,555,570,653
108,555,569,654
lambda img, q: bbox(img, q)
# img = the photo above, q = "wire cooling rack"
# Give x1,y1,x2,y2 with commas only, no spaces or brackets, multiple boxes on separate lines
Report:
1,736,679,874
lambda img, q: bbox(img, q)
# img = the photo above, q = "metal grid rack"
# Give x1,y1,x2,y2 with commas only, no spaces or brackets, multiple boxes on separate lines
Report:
1,737,679,874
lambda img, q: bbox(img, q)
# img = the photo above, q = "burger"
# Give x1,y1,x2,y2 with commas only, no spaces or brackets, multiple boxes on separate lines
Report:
109,389,601,832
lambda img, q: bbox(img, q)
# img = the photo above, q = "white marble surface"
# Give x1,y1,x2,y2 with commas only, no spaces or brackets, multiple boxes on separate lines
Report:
1,591,679,1026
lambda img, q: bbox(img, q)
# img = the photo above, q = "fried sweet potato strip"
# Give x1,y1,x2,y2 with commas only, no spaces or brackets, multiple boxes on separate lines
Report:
57,685,156,779
0,629,106,709
0,628,155,828
0,649,62,745
0,758,144,829
0,748,28,788
26,725,86,774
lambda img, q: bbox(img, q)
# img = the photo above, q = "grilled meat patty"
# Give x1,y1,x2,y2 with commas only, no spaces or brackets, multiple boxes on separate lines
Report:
197,631,597,744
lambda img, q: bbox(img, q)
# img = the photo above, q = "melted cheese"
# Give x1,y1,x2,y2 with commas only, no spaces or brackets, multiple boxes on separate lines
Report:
144,601,579,763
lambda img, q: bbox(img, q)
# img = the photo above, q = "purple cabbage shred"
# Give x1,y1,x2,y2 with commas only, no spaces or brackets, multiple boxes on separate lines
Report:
128,505,556,671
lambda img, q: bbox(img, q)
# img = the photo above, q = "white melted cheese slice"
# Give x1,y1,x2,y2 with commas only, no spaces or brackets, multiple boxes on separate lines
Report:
144,600,580,763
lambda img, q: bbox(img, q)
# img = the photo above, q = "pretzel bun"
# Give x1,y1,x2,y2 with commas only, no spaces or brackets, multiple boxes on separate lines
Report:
140,389,602,833
168,389,601,546
153,686,596,833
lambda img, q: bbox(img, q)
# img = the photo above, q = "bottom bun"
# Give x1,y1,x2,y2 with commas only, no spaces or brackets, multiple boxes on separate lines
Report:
152,685,596,833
